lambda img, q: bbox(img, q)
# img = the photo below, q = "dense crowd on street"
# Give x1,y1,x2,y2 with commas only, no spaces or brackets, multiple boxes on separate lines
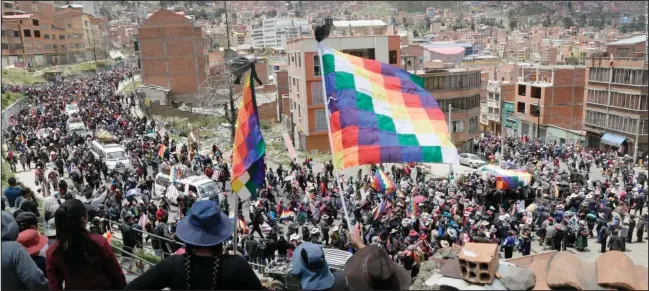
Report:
2,64,648,290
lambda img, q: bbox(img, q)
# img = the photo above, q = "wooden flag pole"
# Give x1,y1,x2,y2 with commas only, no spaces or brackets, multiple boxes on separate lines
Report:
317,43,354,230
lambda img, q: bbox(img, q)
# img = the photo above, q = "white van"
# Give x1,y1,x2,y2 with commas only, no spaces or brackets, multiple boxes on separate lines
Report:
153,173,224,204
89,140,130,172
65,103,80,116
66,117,91,137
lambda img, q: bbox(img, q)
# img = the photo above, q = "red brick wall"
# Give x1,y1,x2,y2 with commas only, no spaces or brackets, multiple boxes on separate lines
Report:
139,9,209,97
257,101,278,123
501,83,516,102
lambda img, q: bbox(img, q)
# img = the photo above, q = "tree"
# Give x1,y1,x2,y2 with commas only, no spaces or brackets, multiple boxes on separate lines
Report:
85,26,99,63
499,19,504,27
425,16,431,30
567,1,573,12
509,19,517,30
562,17,574,29
196,61,241,143
470,22,475,31
413,29,419,38
542,15,551,27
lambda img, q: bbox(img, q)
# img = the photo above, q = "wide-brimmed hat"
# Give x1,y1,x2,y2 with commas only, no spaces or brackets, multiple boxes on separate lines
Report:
175,200,233,247
440,240,450,248
421,212,431,219
310,228,321,235
586,194,593,199
290,233,301,241
17,229,48,256
408,229,418,236
390,228,398,234
343,245,410,290
321,214,329,220
332,225,340,232
292,242,334,290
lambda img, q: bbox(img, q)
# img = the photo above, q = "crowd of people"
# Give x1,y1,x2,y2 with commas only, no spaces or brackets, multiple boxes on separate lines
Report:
2,63,648,290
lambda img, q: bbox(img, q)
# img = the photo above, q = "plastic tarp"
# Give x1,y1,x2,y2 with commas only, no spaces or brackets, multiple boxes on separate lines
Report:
600,133,626,147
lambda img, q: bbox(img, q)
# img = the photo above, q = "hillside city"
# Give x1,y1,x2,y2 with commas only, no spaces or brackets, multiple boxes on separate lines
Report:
1,1,648,290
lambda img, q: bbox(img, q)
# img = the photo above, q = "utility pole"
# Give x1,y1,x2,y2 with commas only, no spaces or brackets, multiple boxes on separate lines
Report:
224,0,236,143
448,104,454,179
536,99,540,139
633,116,640,166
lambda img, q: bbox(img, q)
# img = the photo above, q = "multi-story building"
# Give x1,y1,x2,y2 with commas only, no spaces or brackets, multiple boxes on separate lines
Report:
136,9,210,103
285,34,401,151
501,82,518,137
583,35,648,161
1,1,105,67
416,68,482,152
329,20,388,37
250,18,309,49
513,65,586,143
483,80,504,133
54,8,86,64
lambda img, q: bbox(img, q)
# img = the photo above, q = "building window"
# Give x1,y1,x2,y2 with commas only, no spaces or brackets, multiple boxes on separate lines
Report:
529,104,540,117
32,19,39,26
44,44,52,49
517,84,526,95
517,102,525,113
530,86,541,99
313,55,320,77
588,67,610,82
585,110,607,128
34,30,41,38
389,50,398,64
311,82,324,105
59,35,65,40
67,24,72,28
291,54,295,64
23,29,31,37
451,120,464,133
44,34,49,39
469,117,478,133
314,109,327,131
298,53,301,67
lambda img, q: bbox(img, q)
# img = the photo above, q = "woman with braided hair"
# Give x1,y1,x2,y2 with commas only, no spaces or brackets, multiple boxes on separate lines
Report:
125,200,263,290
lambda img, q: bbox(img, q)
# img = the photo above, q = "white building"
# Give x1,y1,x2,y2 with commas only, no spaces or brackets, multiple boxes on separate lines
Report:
423,47,465,64
250,18,310,49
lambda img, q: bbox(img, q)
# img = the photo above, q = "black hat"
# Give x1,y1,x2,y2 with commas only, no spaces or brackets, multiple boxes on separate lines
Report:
15,211,38,230
59,180,68,188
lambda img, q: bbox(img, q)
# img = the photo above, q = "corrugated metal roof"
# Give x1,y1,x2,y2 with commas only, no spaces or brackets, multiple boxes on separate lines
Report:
2,14,33,19
333,20,386,27
426,47,466,55
607,35,646,46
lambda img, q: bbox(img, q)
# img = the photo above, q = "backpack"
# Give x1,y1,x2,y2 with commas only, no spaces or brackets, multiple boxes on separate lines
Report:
152,223,166,250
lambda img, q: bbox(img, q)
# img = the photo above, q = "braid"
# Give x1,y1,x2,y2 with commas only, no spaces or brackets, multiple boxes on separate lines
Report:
212,256,220,290
184,248,192,290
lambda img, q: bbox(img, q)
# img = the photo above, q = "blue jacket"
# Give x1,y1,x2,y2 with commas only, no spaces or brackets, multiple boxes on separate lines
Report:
3,186,22,208
503,236,516,247
2,211,48,290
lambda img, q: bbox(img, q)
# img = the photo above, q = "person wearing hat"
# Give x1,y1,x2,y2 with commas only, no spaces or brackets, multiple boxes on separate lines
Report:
125,200,263,290
319,215,331,246
575,220,589,251
44,218,57,246
343,242,411,290
152,209,173,259
291,242,347,290
46,199,126,290
14,211,39,233
17,229,49,278
2,210,49,290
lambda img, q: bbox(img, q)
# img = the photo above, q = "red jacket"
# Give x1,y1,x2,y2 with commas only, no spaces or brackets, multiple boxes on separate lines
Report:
46,233,126,290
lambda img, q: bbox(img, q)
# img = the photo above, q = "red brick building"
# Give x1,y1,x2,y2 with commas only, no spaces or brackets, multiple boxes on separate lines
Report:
513,65,586,141
136,9,209,103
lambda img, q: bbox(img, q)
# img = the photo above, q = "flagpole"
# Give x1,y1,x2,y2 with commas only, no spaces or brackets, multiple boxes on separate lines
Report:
317,43,354,230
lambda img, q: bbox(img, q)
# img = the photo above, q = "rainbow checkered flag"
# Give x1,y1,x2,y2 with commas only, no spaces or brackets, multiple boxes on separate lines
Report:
231,71,266,200
318,43,458,169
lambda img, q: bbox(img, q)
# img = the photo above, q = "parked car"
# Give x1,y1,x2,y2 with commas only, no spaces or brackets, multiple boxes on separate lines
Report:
459,153,487,168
